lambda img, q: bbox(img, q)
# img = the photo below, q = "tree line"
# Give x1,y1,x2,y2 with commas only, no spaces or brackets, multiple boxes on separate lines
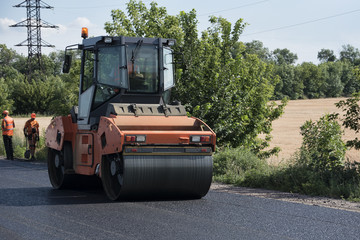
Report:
1,0,360,157
245,41,360,100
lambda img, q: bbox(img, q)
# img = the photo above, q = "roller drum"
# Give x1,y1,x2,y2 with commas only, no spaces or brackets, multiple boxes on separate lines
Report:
101,154,213,200
122,155,213,197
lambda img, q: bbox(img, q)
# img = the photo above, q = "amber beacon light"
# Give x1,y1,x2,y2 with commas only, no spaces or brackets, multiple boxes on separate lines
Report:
81,27,88,39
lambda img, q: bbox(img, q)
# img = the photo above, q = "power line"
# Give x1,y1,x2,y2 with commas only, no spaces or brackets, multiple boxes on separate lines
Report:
243,8,360,36
57,0,153,10
198,0,269,17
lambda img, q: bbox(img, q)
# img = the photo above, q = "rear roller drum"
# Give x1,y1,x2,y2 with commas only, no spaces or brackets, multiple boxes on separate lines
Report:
101,155,123,200
47,142,74,189
47,147,67,189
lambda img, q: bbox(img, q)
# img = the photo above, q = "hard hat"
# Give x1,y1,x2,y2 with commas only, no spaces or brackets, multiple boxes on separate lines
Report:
31,113,36,118
2,110,9,115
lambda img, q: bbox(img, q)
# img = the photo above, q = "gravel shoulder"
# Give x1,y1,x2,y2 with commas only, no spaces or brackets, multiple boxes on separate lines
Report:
211,182,360,213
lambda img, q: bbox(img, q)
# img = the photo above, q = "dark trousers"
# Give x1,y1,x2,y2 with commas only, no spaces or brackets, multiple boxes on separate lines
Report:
3,135,13,160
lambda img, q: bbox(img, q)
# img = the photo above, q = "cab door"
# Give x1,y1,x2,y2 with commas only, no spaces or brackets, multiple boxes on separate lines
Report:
78,49,95,129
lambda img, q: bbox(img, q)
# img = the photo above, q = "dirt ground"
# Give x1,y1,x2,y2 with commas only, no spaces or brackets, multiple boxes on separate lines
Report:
211,182,360,213
267,97,359,165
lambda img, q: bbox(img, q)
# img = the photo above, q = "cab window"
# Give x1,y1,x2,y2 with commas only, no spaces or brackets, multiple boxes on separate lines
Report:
97,46,128,89
81,50,94,93
163,47,174,91
126,44,159,93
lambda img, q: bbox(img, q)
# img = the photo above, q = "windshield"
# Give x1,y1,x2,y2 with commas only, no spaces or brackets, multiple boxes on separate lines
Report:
97,46,128,88
126,44,159,93
91,43,165,109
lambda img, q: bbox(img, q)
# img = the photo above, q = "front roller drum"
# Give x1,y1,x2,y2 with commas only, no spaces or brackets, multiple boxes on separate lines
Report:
101,154,213,200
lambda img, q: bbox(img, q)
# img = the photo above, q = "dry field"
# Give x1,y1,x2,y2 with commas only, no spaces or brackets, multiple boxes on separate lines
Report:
12,116,53,139
11,98,359,164
268,97,359,165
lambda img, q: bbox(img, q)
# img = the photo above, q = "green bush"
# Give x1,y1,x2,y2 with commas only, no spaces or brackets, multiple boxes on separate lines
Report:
213,145,360,201
213,147,270,184
299,114,346,171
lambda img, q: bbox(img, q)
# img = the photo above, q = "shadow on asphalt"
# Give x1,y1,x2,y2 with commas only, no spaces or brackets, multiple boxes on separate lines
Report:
0,186,203,206
0,158,205,206
0,186,112,207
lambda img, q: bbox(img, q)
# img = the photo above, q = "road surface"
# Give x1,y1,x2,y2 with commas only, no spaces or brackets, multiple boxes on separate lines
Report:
0,158,359,240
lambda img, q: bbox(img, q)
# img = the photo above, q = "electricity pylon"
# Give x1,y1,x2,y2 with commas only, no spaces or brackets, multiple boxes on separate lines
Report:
10,0,58,75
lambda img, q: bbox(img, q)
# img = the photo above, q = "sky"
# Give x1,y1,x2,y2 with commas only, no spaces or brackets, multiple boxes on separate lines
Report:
0,0,359,64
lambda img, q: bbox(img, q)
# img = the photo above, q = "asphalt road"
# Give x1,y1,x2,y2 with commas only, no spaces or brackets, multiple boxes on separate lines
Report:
1,157,360,240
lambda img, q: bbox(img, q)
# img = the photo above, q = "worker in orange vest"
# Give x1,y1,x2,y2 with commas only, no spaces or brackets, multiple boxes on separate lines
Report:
23,113,39,161
1,110,15,160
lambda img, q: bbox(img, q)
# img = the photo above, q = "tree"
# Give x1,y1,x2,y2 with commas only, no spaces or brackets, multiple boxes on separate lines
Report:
104,0,286,156
340,44,360,65
0,77,14,112
104,0,184,42
319,62,344,97
339,61,360,96
273,64,303,99
271,48,298,65
11,77,55,114
297,62,323,99
317,49,336,63
243,40,271,62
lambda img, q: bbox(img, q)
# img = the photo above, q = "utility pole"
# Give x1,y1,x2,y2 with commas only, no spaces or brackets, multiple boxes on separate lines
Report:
10,0,58,76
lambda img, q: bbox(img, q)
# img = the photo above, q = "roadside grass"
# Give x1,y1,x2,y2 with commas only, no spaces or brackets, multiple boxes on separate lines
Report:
213,147,360,201
0,129,47,162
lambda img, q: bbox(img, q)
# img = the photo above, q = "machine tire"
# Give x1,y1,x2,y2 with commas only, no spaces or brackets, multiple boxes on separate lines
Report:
47,144,75,189
63,141,73,170
101,155,122,201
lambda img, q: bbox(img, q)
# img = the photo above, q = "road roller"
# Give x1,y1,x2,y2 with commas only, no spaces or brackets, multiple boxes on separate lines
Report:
45,28,216,200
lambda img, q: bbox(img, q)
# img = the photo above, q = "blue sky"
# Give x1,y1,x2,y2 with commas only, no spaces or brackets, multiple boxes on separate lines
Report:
0,0,359,64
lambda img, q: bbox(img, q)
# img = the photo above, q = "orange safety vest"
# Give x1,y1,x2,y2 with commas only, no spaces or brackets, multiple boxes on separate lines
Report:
24,119,39,135
2,116,14,136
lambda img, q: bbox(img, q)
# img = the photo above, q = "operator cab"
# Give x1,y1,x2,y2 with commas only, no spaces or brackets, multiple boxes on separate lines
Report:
64,29,176,130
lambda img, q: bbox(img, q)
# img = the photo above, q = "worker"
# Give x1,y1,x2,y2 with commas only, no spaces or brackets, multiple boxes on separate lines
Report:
23,113,39,161
128,61,143,78
1,110,15,160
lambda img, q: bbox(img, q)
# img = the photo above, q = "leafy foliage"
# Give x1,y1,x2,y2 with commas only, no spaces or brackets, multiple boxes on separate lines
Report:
104,0,184,41
0,77,14,112
335,92,360,149
299,114,346,171
213,147,360,200
317,49,336,63
272,48,298,65
340,44,360,65
274,57,360,100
